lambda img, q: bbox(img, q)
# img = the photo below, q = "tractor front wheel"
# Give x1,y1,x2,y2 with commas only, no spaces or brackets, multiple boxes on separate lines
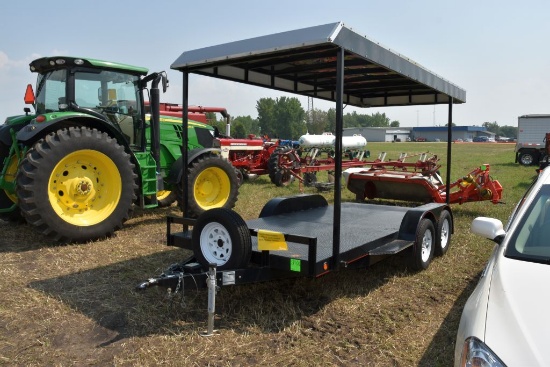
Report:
16,127,137,242
181,154,239,217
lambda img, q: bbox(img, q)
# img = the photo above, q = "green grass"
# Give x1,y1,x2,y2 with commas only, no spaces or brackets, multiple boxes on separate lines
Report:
0,142,537,366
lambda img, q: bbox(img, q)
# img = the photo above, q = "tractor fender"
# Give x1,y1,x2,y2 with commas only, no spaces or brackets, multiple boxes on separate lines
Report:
15,114,131,151
0,123,26,146
166,148,223,185
397,203,451,241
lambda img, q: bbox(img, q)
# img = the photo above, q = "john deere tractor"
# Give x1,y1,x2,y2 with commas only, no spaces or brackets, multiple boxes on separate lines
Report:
0,56,239,242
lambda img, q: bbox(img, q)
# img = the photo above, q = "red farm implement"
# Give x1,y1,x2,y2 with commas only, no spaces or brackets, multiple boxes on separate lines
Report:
344,152,503,205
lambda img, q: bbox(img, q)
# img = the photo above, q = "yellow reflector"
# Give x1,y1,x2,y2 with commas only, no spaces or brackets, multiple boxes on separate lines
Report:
258,230,288,251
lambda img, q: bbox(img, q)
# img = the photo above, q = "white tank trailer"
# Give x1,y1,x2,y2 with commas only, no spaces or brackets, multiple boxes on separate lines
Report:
298,133,367,150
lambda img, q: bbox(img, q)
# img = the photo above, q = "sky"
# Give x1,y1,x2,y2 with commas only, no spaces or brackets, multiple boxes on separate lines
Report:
1,0,549,128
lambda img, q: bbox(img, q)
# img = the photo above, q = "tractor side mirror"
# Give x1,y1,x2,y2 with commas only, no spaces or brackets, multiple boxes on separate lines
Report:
161,73,168,93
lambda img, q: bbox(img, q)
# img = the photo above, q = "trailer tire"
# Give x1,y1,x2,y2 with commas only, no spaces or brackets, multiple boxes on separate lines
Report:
435,210,452,256
411,218,435,271
268,147,295,187
16,127,137,242
0,142,22,222
192,208,252,270
183,154,239,217
519,151,537,166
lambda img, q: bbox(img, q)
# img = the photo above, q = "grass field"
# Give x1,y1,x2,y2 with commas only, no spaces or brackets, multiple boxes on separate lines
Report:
0,142,538,366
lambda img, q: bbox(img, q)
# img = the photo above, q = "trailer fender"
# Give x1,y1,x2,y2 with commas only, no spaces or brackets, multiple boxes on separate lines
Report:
397,204,451,241
259,194,328,218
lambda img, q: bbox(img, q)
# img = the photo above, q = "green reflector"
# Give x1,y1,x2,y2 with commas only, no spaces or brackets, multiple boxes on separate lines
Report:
290,259,301,272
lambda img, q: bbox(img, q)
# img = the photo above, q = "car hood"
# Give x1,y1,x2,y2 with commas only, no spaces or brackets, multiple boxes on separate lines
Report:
485,255,550,365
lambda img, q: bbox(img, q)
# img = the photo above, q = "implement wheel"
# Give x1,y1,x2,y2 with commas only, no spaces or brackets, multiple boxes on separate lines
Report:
411,218,435,271
0,143,22,221
192,208,252,270
16,127,137,242
183,154,239,217
156,190,177,207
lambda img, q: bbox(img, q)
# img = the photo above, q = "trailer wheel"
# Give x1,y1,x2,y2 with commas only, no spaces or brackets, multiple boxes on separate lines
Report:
268,147,295,186
519,151,537,166
411,218,435,270
192,208,252,270
16,127,137,242
0,143,22,221
435,210,452,256
183,154,239,217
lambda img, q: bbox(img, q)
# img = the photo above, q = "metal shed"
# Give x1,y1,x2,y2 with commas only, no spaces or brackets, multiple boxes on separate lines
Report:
170,21,466,269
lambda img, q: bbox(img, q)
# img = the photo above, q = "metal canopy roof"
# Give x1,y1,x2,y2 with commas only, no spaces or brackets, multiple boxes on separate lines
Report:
171,22,466,107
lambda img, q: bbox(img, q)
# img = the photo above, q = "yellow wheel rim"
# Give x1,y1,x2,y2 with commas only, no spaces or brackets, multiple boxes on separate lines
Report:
4,153,19,203
157,190,172,201
193,167,230,210
48,150,121,226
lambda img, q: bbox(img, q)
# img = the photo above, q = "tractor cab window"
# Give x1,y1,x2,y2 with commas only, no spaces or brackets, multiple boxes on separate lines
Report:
35,70,67,114
74,70,142,146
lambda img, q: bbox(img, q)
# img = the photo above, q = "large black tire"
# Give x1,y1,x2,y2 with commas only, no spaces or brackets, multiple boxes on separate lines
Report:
518,151,537,166
156,190,177,208
410,218,435,271
16,127,137,242
0,143,23,222
268,147,295,187
435,210,452,256
192,208,252,270
181,154,239,217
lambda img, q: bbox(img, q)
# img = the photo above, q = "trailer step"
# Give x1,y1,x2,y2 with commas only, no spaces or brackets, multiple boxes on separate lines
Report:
368,239,413,256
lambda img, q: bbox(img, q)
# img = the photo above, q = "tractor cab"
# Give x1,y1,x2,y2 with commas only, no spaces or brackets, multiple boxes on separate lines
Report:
25,57,152,149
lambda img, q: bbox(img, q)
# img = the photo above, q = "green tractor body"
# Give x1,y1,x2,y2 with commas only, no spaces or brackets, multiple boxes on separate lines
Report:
0,56,239,242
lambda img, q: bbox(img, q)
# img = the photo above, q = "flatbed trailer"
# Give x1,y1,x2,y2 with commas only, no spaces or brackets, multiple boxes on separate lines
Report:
138,194,451,289
137,21,467,332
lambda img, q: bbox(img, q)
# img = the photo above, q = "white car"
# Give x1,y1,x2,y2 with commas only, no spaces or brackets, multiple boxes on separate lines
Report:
455,168,550,366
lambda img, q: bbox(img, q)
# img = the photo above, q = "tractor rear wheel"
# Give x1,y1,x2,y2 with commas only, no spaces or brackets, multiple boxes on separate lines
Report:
268,147,295,187
0,143,22,221
180,154,239,217
16,127,137,242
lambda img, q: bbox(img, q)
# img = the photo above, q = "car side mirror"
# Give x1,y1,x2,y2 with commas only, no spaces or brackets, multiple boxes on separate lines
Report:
471,217,506,243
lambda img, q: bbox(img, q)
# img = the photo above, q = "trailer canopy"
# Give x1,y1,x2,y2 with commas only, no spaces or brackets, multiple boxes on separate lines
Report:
171,22,466,263
171,22,465,107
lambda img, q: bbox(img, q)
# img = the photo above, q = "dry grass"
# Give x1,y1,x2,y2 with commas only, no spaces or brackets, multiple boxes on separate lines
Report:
0,142,535,366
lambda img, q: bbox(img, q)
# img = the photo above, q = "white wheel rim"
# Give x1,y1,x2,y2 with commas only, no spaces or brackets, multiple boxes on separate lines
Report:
199,222,232,265
440,219,450,250
421,228,433,262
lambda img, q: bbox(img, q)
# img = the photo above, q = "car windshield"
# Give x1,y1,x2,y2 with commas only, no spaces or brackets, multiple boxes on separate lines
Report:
506,184,550,263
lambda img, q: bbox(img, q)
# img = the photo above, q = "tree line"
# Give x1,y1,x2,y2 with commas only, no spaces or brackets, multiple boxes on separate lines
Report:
204,96,518,139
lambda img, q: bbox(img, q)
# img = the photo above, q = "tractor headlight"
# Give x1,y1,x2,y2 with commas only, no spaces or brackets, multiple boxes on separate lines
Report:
459,337,505,367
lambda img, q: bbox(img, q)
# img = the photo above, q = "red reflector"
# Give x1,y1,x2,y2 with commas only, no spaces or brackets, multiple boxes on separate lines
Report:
35,115,46,123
